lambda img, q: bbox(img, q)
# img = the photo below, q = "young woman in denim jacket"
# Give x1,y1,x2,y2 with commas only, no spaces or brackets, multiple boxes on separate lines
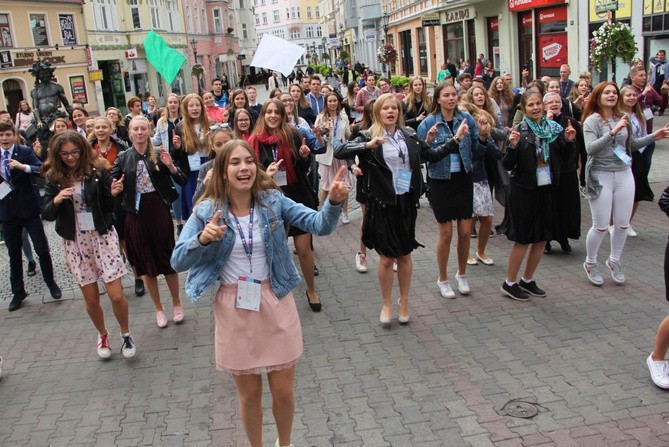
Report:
171,140,347,447
418,83,486,299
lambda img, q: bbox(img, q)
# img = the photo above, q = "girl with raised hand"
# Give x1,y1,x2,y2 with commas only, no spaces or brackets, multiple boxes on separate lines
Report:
172,140,346,447
111,116,188,328
42,131,135,359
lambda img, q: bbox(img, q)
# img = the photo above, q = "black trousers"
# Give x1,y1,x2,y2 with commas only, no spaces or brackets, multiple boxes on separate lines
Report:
2,215,55,295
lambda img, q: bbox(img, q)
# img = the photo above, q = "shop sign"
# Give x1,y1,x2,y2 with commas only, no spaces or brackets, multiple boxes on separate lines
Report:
125,48,138,59
508,0,565,12
443,8,475,24
88,69,103,82
422,13,440,27
538,33,568,68
643,0,652,15
538,6,567,22
364,28,376,42
58,14,77,46
0,50,11,69
595,0,618,13
490,18,499,31
69,75,88,104
654,0,665,13
591,0,631,21
328,37,341,49
13,51,65,68
85,46,94,70
237,54,246,60
521,15,533,27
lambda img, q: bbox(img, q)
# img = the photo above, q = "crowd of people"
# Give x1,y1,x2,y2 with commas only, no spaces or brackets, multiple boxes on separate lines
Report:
4,55,669,445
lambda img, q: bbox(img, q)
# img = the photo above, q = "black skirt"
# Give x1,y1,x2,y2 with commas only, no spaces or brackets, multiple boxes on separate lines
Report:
550,171,581,241
632,150,654,202
124,191,176,277
504,184,553,245
283,182,318,237
362,193,422,258
428,172,473,223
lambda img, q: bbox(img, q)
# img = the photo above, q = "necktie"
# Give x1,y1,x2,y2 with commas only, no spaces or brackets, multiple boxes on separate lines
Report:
2,150,10,182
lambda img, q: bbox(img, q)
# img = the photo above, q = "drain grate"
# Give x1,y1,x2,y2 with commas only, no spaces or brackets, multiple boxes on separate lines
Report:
501,400,539,419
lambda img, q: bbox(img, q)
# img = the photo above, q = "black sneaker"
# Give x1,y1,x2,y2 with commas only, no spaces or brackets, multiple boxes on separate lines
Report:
519,279,546,297
27,261,37,276
501,282,530,301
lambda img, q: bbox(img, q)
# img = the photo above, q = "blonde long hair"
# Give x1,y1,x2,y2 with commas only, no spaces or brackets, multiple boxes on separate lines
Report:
180,93,210,155
368,93,406,139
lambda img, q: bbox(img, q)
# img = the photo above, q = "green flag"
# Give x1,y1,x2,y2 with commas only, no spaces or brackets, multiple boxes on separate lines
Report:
143,30,186,84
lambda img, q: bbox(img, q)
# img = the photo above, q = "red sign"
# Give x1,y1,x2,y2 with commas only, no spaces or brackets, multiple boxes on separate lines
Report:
85,46,94,70
521,13,533,27
489,18,499,31
538,33,568,68
538,6,567,23
508,0,564,12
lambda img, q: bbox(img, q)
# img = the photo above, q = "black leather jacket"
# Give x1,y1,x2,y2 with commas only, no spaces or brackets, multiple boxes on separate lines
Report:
42,167,115,241
335,127,452,205
502,120,571,190
110,146,187,213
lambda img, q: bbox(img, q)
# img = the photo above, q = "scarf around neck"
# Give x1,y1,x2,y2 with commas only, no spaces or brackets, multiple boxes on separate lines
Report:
524,116,563,162
249,131,297,185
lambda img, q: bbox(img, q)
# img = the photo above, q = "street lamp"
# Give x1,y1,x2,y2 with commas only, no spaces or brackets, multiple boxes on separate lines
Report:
191,38,202,95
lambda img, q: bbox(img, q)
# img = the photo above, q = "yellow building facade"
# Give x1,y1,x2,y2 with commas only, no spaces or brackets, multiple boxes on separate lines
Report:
0,0,98,118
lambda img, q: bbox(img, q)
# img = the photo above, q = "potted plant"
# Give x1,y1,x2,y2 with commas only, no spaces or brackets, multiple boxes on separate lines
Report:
191,64,204,77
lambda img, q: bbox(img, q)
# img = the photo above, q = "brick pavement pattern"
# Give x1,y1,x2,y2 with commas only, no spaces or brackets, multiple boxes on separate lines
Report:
1,109,669,446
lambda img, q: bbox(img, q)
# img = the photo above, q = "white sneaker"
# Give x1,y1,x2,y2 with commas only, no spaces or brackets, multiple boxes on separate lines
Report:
437,279,455,299
393,261,398,272
341,213,350,224
455,272,470,295
121,333,137,359
627,226,637,237
97,333,112,359
355,252,368,273
647,354,669,389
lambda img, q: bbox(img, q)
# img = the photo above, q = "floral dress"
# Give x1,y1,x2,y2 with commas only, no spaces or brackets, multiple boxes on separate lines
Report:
63,182,127,286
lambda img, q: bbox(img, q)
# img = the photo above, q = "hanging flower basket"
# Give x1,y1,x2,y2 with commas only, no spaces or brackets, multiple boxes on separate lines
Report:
377,43,397,65
191,64,204,76
590,21,637,72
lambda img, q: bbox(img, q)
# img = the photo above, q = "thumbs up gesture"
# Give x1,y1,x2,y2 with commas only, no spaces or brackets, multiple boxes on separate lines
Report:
111,174,124,197
299,137,310,158
198,210,228,245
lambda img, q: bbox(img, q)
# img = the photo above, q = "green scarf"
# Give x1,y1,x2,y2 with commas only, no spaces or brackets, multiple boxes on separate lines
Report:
523,116,563,162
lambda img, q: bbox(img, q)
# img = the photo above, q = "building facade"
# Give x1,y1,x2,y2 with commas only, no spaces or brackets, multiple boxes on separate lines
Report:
83,0,192,114
0,0,98,118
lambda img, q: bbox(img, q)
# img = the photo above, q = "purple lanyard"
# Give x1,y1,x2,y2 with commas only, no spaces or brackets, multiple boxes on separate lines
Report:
230,204,255,273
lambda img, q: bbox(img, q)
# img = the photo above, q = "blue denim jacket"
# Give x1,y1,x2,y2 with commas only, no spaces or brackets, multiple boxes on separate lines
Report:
417,111,481,180
171,189,342,303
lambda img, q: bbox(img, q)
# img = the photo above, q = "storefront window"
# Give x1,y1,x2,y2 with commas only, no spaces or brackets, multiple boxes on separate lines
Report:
537,6,568,77
418,28,428,76
443,23,464,65
518,12,534,79
400,30,413,76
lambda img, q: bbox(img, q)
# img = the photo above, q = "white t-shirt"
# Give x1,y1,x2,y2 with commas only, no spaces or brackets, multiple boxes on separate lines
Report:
220,210,269,284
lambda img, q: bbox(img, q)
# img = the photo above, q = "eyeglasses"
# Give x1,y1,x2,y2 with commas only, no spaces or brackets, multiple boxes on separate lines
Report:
210,123,230,131
60,149,81,159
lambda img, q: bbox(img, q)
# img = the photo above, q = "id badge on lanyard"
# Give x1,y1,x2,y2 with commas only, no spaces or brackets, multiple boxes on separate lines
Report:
395,168,412,194
450,153,462,173
613,145,632,166
0,181,12,200
74,182,95,231
536,165,552,186
236,277,262,311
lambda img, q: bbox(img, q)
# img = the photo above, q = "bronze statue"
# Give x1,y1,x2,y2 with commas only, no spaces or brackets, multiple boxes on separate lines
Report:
29,59,72,153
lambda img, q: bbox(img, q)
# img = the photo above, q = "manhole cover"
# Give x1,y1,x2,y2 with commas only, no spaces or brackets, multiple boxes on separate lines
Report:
502,401,538,419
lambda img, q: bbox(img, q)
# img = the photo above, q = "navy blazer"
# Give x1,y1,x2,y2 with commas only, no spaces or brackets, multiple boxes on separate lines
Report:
0,144,43,222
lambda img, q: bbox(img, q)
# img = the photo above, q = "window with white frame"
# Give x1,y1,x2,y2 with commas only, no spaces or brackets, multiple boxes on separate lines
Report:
306,6,312,19
315,6,320,17
261,12,267,24
213,9,222,33
149,0,162,29
290,7,296,18
30,14,49,46
201,8,207,33
242,23,248,39
274,29,285,39
290,27,300,39
0,14,12,47
186,2,193,32
297,7,300,18
93,0,119,31
286,8,289,19
255,15,260,25
58,14,77,45
306,26,313,38
195,6,201,33
273,10,279,22
129,0,141,29
166,0,180,32
316,26,322,37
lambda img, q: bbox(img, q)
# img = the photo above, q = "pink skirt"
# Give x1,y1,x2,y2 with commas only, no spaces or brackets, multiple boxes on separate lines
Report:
318,158,352,191
214,281,303,375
